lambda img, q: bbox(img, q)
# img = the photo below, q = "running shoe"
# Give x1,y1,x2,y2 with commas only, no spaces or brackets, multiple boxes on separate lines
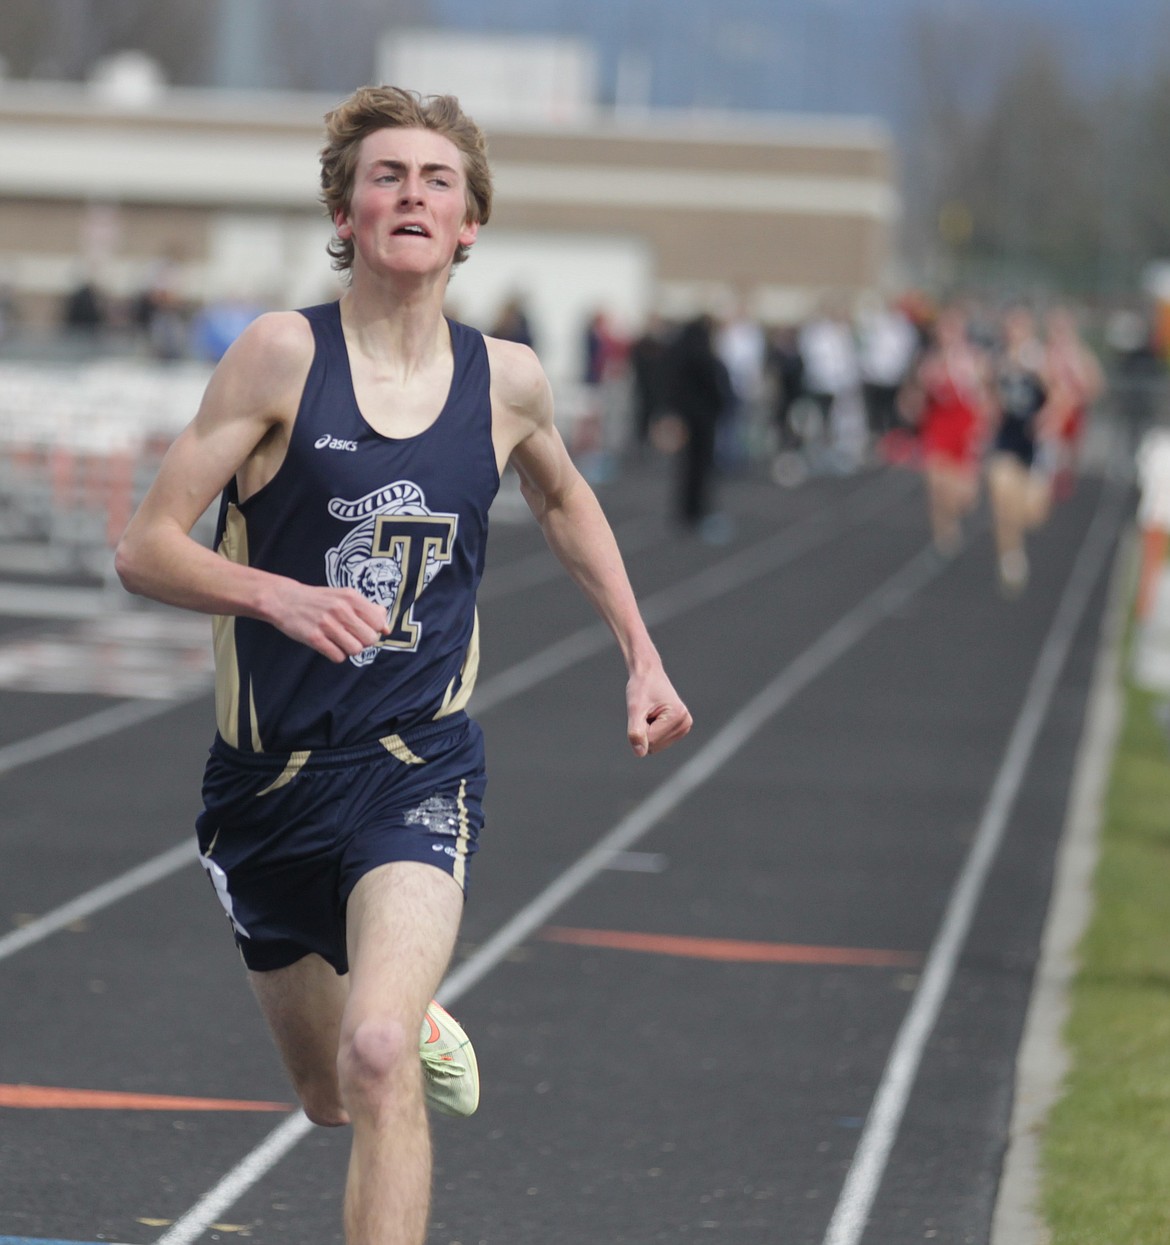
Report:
420,1000,479,1117
998,549,1029,597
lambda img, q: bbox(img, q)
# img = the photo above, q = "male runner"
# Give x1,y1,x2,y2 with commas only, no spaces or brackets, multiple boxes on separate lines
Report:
115,85,692,1245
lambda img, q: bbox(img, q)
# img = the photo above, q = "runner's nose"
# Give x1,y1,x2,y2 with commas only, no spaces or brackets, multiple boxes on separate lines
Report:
398,174,425,206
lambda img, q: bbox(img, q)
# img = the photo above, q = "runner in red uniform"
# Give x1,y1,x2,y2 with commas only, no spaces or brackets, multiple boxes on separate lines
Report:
904,306,991,556
1044,305,1104,501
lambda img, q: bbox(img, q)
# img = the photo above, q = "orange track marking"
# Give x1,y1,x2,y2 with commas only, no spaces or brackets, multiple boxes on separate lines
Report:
0,1084,293,1111
541,926,920,967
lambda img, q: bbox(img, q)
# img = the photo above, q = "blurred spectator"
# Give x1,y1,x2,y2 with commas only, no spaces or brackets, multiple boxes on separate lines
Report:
489,295,537,351
576,310,628,483
191,293,265,363
767,326,804,447
133,257,188,362
665,312,733,542
897,289,937,351
582,309,626,386
798,302,861,469
61,277,106,338
716,305,767,470
1106,310,1166,450
627,313,672,454
0,281,17,347
857,294,920,443
1135,425,1170,618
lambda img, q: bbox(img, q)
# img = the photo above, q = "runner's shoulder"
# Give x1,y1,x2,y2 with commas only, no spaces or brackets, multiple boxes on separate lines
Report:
192,312,316,437
227,309,316,374
484,335,551,425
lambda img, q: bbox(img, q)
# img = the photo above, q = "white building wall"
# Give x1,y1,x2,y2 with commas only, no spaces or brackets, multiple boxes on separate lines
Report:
377,30,599,127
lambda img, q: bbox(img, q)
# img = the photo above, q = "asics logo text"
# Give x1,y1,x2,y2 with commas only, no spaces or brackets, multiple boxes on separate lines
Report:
315,434,359,452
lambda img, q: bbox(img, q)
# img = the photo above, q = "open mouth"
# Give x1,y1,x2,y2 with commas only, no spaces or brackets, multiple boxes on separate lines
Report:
393,224,430,237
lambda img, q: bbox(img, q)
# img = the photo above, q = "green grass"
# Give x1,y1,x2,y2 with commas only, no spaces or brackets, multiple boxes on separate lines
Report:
1043,666,1170,1245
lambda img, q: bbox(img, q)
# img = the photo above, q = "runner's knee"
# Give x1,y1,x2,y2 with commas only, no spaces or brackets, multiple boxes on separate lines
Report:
297,1080,350,1128
338,1016,416,1103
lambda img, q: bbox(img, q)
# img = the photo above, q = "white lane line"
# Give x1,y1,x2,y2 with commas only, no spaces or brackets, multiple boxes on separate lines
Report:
478,519,659,602
154,536,946,1245
821,483,1127,1245
0,839,196,964
1,474,910,1242
155,1111,316,1245
446,543,942,1001
989,523,1132,1242
0,474,904,780
0,696,205,779
0,479,905,965
471,470,908,714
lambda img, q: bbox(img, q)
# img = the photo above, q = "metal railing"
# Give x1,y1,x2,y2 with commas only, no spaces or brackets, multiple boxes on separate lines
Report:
0,356,214,580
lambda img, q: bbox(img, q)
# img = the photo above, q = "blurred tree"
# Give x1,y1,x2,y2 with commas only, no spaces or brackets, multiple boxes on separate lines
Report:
1129,65,1170,273
903,7,1170,298
897,7,1044,291
963,39,1101,291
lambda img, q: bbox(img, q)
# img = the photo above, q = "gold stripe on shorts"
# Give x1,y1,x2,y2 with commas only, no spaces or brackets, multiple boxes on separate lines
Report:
379,734,426,765
254,750,311,797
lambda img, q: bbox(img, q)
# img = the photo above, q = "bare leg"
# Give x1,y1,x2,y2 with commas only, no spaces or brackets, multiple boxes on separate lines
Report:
339,861,464,1245
925,460,978,555
250,953,350,1126
1024,469,1053,530
987,454,1030,592
248,861,464,1244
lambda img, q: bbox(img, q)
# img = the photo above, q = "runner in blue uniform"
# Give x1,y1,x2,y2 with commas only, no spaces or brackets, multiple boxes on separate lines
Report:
115,85,692,1245
986,306,1053,594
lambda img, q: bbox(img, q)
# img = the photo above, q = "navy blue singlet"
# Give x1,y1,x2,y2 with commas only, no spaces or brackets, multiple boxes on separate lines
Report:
993,360,1048,468
210,301,500,753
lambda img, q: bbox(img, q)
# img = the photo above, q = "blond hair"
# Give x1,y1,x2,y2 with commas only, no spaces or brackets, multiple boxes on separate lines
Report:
320,85,493,272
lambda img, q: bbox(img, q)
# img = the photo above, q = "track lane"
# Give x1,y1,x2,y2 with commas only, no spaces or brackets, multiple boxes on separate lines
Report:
0,468,921,1245
0,465,1128,1245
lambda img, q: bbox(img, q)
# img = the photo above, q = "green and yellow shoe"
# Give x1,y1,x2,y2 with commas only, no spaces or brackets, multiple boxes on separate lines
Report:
420,1000,479,1118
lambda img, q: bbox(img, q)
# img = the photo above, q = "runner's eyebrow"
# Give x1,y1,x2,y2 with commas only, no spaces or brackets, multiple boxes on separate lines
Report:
370,159,459,178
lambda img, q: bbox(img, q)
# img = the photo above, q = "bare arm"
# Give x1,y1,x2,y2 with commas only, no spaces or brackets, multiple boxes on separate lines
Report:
489,338,692,756
115,312,389,663
1076,344,1106,406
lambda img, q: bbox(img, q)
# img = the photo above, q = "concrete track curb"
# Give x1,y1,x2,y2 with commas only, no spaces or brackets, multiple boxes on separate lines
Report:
990,526,1135,1245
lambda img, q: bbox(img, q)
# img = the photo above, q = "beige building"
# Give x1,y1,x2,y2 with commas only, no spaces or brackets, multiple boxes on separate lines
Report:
0,74,897,383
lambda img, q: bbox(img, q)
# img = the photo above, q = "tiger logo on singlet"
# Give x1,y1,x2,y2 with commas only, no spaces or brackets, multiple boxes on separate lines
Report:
324,480,459,667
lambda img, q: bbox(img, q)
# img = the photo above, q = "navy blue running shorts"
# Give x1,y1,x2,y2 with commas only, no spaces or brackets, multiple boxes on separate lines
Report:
195,713,486,975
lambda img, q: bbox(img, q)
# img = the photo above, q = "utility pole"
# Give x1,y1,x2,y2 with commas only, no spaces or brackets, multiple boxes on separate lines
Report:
212,0,270,90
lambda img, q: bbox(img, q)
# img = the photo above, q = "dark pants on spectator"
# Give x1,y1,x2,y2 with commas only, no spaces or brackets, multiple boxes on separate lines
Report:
678,412,718,526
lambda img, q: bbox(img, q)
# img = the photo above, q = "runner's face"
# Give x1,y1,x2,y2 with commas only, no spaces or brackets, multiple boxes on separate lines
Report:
1004,310,1035,349
336,127,479,276
937,310,965,347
